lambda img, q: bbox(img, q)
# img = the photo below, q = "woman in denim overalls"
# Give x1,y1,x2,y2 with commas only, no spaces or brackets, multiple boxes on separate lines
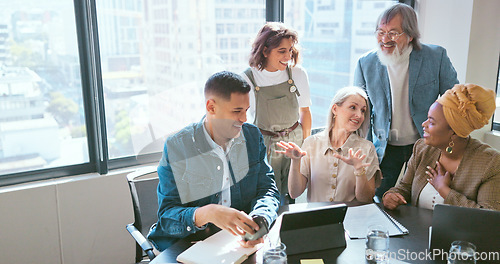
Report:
242,22,312,204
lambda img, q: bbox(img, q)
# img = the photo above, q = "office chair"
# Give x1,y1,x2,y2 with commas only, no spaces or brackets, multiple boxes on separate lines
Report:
126,166,159,263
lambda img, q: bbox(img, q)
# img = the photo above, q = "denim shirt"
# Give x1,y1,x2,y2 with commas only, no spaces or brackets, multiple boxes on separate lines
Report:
147,119,280,251
354,44,459,161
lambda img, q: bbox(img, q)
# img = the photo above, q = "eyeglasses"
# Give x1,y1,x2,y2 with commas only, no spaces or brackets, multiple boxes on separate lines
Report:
375,29,405,41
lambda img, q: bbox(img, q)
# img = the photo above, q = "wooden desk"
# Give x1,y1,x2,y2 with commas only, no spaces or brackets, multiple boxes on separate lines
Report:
150,203,443,264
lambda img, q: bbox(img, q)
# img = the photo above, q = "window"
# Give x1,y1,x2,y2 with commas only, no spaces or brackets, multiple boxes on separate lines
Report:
285,0,395,128
0,1,88,176
493,59,500,131
318,0,335,11
97,0,265,159
0,0,265,186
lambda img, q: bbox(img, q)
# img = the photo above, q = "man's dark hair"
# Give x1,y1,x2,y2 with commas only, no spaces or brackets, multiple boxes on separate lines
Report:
204,71,251,101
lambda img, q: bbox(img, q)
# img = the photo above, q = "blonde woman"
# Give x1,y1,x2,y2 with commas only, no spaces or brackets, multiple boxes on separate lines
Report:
277,87,381,203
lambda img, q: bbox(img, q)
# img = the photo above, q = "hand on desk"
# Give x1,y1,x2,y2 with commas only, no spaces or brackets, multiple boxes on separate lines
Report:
239,237,264,248
194,204,262,247
383,192,407,210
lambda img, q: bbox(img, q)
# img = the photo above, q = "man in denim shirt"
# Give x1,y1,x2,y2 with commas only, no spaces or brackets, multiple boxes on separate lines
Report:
148,71,280,251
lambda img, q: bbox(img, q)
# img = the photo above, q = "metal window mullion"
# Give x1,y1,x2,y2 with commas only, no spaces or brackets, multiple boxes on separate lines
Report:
399,0,415,8
74,0,109,174
266,0,284,22
493,55,500,131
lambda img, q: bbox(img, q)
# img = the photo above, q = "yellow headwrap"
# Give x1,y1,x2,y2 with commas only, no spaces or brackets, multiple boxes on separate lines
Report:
436,84,496,138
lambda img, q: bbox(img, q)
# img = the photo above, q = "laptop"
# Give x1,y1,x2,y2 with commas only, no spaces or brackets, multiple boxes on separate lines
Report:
280,203,348,255
430,204,500,254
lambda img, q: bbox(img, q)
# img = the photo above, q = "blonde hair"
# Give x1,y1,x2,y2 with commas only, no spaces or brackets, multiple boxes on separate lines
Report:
324,86,370,139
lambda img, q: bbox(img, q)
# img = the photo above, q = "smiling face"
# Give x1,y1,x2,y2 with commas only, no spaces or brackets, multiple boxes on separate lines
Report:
263,38,294,72
376,14,412,55
332,94,367,133
206,92,249,145
422,102,455,148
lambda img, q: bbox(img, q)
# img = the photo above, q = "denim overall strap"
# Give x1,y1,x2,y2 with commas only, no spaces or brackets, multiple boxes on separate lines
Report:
244,67,300,131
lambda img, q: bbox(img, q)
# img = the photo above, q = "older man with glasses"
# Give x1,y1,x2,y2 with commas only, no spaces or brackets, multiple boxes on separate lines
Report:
353,3,459,202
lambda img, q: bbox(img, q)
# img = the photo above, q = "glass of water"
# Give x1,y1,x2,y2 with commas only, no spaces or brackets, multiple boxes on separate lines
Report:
365,224,389,263
263,242,287,264
447,240,476,264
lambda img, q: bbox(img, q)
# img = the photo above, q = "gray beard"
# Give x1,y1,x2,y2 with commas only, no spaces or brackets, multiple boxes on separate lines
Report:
377,44,412,66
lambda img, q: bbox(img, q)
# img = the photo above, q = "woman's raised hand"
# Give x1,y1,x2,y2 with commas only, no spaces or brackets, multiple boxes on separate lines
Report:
276,141,306,160
425,161,452,198
333,148,370,171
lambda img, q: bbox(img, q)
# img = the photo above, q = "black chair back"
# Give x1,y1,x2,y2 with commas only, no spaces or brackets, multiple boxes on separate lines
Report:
126,166,159,262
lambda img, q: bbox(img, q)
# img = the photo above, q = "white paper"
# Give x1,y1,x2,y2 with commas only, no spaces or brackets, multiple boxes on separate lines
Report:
343,203,408,239
176,230,262,264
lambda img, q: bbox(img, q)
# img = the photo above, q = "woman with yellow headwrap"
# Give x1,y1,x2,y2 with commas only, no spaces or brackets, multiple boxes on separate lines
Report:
382,84,500,211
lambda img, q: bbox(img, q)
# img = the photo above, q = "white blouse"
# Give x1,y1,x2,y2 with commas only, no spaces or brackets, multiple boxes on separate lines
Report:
417,183,445,210
299,132,381,202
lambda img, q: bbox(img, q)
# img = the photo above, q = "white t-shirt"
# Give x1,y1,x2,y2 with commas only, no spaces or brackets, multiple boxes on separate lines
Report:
241,65,312,123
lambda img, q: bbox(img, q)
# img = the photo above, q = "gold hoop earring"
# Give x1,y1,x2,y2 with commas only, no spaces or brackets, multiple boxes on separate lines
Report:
446,140,454,154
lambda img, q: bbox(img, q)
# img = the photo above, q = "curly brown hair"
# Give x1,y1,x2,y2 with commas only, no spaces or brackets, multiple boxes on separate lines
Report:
248,22,300,70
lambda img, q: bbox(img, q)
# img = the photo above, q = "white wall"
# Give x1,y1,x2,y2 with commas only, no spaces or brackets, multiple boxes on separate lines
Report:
0,171,136,264
417,0,500,145
465,0,500,143
417,0,473,84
